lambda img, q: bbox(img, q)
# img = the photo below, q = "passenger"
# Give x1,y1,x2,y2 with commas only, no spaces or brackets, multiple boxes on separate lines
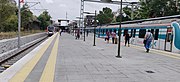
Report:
76,29,80,39
124,33,131,47
144,30,153,53
60,30,63,36
111,31,116,44
106,31,110,43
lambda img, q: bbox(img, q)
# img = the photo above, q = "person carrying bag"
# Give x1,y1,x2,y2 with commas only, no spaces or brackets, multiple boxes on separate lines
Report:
144,30,153,53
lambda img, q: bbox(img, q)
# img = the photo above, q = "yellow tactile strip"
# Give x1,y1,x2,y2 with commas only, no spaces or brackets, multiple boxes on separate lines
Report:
9,33,57,82
39,34,59,82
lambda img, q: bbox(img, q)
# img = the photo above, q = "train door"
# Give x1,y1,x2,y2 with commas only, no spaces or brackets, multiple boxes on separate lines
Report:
164,28,173,52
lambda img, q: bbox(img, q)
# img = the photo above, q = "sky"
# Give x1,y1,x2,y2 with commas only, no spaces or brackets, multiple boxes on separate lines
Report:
15,0,139,24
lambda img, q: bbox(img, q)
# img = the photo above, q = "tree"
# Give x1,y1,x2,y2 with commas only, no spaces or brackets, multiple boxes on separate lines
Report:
37,11,51,30
21,4,34,31
138,0,180,18
0,0,17,32
164,0,180,16
97,7,114,25
116,6,131,22
3,15,18,32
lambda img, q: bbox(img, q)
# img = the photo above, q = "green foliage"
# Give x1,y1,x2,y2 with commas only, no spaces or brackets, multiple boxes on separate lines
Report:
116,6,131,22
116,15,130,22
97,7,114,25
3,15,18,32
21,4,34,31
0,0,46,32
37,11,51,30
0,0,17,32
139,0,180,18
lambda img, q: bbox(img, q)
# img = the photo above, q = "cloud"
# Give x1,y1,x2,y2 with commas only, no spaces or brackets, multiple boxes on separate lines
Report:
46,0,54,3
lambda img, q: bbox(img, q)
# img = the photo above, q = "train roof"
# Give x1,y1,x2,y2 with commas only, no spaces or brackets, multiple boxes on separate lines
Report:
97,18,180,29
99,23,171,29
86,17,180,29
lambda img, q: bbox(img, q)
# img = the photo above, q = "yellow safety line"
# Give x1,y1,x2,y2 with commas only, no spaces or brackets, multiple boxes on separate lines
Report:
39,34,59,82
131,45,180,60
9,33,57,82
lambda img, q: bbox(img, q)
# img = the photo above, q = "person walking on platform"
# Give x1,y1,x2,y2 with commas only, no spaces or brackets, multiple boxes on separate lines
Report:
124,33,131,47
60,30,63,36
75,29,80,39
111,31,116,44
144,30,153,53
106,31,110,43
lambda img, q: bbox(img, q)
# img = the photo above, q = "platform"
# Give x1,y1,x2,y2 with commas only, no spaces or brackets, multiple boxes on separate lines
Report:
0,33,180,82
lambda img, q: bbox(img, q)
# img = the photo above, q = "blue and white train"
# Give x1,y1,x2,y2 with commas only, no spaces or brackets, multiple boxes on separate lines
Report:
91,19,180,53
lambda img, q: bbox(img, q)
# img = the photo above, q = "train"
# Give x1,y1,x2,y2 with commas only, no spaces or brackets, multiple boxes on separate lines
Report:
47,25,55,36
88,19,180,53
46,25,59,36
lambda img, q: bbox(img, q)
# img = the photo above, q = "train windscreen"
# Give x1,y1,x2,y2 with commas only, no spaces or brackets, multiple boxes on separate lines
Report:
48,26,54,32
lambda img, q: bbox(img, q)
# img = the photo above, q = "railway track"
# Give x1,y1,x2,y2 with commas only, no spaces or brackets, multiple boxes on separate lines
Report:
0,36,48,73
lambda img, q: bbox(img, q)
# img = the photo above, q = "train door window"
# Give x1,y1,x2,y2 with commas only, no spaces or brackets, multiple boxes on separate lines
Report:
154,29,159,40
106,29,108,33
166,33,171,42
124,29,128,36
139,29,146,38
166,28,172,42
165,28,173,51
133,29,136,37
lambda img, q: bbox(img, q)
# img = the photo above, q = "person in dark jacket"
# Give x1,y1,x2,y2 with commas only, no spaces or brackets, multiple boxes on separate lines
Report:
125,33,131,47
106,31,110,43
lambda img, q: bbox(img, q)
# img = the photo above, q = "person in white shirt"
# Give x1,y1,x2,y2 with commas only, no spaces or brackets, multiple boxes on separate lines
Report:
144,30,153,53
111,31,116,44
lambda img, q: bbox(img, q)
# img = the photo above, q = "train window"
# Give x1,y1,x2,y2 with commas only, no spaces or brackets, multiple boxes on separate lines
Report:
151,29,155,39
166,28,172,42
106,29,108,32
139,29,146,38
48,26,54,32
151,29,154,35
123,29,128,36
154,29,159,40
133,29,136,37
166,33,172,42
